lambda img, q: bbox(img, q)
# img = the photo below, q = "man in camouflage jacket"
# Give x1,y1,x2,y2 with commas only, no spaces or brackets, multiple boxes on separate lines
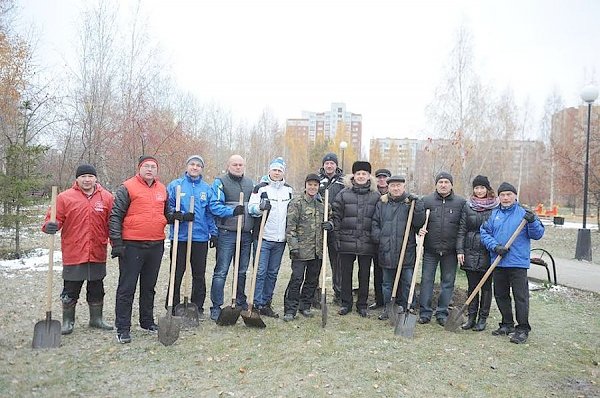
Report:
282,174,328,321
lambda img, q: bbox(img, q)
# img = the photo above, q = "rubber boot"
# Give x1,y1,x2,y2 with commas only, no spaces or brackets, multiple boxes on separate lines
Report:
61,304,75,335
473,290,492,332
88,302,114,330
461,299,478,330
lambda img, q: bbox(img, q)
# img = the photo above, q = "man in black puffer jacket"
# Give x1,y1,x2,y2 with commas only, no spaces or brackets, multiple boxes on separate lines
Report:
418,171,466,326
330,161,380,317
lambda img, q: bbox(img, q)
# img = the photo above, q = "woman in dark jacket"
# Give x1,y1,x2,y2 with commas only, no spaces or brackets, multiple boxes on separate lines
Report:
331,161,380,317
456,175,499,331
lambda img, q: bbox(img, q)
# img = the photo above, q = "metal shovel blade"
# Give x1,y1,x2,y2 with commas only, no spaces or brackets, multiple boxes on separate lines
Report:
395,311,418,338
32,312,61,349
216,305,242,326
387,302,400,327
158,310,182,346
321,293,328,328
444,307,465,332
240,309,266,329
174,299,200,329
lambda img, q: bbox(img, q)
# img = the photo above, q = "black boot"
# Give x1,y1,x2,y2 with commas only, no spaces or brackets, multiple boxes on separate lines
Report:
61,304,75,335
473,290,492,332
88,302,114,330
461,298,478,330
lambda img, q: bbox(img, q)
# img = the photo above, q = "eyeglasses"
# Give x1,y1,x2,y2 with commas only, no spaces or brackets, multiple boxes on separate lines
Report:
141,164,157,170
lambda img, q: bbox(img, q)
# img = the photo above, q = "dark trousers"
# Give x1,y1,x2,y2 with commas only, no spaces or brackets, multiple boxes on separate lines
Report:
115,243,164,333
372,256,383,306
61,280,105,306
284,259,321,315
166,241,208,312
328,235,341,299
339,254,372,310
419,251,458,320
493,267,530,332
465,270,492,317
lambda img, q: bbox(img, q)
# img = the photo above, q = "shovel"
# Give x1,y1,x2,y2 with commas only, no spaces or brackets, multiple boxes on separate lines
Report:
174,195,200,328
159,185,183,346
387,200,416,327
240,209,268,328
396,209,431,338
320,190,329,328
33,186,61,349
445,219,527,332
217,192,244,326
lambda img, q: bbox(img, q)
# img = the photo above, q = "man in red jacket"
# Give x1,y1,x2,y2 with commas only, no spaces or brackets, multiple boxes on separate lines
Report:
109,155,171,344
42,164,115,335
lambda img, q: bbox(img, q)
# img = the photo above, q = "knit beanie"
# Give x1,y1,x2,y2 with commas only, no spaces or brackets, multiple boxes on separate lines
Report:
352,161,372,174
472,175,492,190
497,182,517,195
186,155,205,167
269,157,286,173
138,155,159,168
322,153,339,165
75,164,97,178
435,171,453,184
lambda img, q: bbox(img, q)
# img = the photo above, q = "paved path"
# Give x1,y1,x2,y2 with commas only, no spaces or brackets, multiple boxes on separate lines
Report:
528,254,600,293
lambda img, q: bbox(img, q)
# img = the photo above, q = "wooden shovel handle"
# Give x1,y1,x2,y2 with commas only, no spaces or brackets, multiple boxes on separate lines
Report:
390,199,416,299
230,192,244,307
182,195,194,300
406,209,430,310
462,219,527,307
320,190,329,297
167,185,181,308
45,186,58,313
247,208,268,308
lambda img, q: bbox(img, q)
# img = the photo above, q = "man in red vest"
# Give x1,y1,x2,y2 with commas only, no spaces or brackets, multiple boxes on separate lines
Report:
109,155,171,344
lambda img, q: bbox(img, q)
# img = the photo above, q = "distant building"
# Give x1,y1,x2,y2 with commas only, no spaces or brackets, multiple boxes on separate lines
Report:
369,137,420,189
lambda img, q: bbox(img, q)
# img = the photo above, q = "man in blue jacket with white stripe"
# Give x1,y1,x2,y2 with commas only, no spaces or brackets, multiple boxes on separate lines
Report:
480,182,544,344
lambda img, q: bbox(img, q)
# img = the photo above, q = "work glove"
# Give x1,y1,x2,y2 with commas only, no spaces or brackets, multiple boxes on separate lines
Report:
171,211,185,222
182,212,195,222
44,222,59,235
406,193,419,202
289,249,299,260
494,245,510,256
111,244,125,258
209,236,218,249
321,221,334,231
523,209,537,223
259,199,271,211
233,205,245,217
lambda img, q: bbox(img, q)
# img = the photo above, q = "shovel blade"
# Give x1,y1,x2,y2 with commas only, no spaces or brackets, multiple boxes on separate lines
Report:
216,306,242,326
313,289,322,309
321,293,327,328
444,307,465,332
395,312,417,338
32,313,61,349
387,302,400,327
158,313,182,346
240,309,266,329
174,301,200,329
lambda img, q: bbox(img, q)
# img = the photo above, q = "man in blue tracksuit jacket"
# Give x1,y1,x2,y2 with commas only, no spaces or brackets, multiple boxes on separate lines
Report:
480,181,544,344
166,155,217,318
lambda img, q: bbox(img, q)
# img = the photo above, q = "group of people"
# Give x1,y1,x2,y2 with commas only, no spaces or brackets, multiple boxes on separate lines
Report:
41,151,544,345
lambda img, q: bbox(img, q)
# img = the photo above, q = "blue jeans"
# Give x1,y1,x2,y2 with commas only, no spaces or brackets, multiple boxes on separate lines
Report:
253,240,286,307
381,267,414,310
419,251,458,320
210,229,252,315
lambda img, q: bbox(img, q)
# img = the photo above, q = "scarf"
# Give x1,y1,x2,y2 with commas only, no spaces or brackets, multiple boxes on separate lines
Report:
469,195,499,212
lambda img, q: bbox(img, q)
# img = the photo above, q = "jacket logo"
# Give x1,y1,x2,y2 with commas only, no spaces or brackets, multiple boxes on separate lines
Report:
200,192,207,201
93,201,105,212
156,194,165,201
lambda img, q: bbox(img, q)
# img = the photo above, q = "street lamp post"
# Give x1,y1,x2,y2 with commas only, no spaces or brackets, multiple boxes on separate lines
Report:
575,84,598,261
339,141,348,172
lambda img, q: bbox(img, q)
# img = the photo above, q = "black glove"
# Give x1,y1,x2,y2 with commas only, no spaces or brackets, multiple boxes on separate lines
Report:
259,199,271,211
209,236,218,249
494,245,510,256
172,211,184,222
524,209,536,223
44,222,59,235
407,193,419,202
233,205,244,217
321,221,334,231
111,244,125,258
182,212,195,222
289,249,299,259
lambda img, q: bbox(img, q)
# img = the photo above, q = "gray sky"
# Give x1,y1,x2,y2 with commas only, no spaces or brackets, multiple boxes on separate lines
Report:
18,0,600,149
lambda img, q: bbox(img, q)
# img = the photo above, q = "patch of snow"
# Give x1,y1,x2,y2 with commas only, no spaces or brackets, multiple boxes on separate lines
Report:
0,248,63,272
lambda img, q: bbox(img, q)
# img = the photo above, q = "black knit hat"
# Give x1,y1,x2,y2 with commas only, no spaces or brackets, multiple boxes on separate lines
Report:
472,175,492,190
138,155,158,168
322,153,339,165
375,168,392,178
352,161,372,174
75,164,97,178
435,171,453,184
387,175,406,183
305,173,321,183
497,182,517,195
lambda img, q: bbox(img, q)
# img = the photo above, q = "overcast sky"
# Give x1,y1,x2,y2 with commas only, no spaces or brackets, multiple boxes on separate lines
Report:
17,0,600,148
